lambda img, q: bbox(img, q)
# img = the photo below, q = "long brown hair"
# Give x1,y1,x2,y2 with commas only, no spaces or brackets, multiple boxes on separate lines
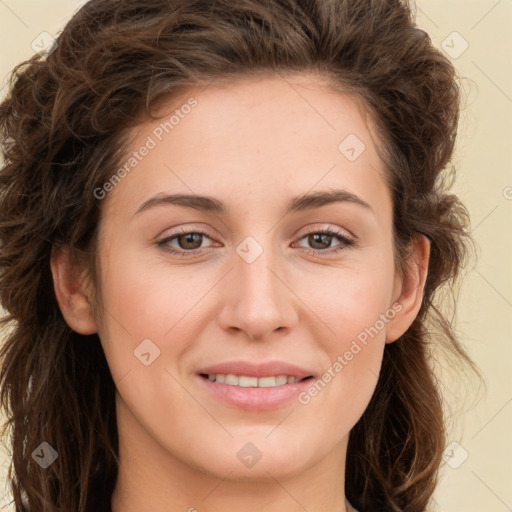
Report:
0,1,478,510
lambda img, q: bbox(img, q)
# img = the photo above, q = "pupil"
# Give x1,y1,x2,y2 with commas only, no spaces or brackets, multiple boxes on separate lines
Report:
310,233,330,249
181,233,202,249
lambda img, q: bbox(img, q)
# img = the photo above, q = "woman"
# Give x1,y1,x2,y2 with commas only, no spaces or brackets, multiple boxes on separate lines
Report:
0,0,477,511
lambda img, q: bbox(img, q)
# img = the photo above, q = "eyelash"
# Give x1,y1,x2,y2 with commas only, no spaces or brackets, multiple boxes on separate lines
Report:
157,227,355,257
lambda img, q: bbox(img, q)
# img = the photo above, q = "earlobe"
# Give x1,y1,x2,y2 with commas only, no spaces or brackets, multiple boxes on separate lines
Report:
385,234,431,343
50,246,98,335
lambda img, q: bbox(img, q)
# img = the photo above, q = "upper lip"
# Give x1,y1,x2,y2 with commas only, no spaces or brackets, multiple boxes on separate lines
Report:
197,360,314,380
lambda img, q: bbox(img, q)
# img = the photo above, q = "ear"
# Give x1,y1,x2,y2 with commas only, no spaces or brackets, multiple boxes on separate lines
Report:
50,246,98,335
385,234,430,343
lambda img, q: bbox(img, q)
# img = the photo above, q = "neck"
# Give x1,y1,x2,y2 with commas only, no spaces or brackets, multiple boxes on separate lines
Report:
111,401,350,512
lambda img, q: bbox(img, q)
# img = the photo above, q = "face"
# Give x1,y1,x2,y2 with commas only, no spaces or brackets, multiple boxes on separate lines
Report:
89,74,404,482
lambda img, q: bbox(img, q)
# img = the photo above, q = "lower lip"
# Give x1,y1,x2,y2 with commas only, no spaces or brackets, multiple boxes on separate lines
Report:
197,375,314,411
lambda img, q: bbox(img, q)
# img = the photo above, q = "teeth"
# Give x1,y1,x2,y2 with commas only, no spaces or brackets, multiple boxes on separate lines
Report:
238,376,258,387
224,374,238,385
276,375,288,385
206,374,300,387
258,376,279,387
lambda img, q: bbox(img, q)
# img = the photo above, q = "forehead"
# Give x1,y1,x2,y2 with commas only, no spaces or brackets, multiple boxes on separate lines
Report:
103,74,391,221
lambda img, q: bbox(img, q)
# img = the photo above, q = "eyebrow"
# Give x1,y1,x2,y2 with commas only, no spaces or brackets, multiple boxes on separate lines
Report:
134,189,372,216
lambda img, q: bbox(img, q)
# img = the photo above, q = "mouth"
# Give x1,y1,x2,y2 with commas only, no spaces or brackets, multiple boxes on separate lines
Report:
199,373,314,387
196,360,316,410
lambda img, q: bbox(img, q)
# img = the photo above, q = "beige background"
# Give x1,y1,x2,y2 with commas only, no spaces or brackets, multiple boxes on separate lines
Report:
0,1,511,510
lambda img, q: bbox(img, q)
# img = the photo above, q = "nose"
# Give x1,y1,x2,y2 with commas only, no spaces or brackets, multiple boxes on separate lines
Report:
217,240,299,341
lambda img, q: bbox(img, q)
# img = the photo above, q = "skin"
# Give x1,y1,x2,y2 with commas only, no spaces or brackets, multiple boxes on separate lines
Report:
51,73,430,512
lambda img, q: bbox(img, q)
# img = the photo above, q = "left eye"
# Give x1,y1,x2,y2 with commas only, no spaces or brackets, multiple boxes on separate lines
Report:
157,227,355,256
294,228,355,253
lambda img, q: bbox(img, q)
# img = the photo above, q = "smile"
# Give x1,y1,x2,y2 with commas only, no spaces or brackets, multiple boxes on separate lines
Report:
201,373,311,387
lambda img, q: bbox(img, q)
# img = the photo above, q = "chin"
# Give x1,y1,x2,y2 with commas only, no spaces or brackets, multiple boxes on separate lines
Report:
190,434,323,482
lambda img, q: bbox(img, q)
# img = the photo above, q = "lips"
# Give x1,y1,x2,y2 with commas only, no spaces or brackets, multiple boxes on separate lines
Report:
196,360,315,410
197,360,314,381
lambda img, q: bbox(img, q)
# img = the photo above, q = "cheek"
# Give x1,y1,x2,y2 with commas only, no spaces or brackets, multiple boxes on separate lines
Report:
298,260,395,349
97,239,202,338
294,259,394,412
93,242,197,382
96,227,395,391
297,300,387,433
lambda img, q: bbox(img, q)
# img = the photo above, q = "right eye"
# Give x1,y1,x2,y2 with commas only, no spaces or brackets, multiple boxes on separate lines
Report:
157,228,217,256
